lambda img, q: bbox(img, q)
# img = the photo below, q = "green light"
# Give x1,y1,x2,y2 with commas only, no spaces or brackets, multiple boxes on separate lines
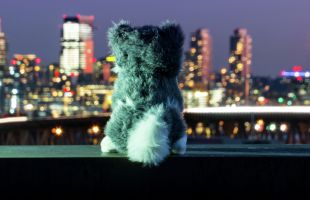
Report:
269,123,276,132
278,97,284,103
253,89,259,95
287,100,292,106
288,92,297,100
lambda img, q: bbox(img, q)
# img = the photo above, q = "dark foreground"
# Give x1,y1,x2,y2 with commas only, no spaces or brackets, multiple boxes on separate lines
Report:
0,145,310,198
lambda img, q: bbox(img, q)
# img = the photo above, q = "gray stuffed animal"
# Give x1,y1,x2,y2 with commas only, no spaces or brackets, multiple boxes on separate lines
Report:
100,20,187,166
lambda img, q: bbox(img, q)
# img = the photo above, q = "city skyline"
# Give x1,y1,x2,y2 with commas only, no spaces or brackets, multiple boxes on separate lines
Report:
0,0,310,76
0,1,308,145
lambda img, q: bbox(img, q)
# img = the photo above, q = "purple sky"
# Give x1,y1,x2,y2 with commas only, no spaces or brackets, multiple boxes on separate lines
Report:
1,0,310,76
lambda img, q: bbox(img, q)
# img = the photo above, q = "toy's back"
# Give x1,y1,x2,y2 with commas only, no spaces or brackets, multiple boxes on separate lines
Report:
100,21,187,166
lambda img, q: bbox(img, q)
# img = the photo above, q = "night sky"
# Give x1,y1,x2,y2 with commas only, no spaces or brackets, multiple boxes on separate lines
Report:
1,0,310,76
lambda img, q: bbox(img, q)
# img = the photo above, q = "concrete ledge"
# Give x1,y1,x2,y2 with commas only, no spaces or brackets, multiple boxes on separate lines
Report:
1,145,310,198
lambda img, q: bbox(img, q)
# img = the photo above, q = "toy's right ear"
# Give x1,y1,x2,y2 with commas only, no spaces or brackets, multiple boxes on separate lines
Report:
160,21,184,49
108,20,133,47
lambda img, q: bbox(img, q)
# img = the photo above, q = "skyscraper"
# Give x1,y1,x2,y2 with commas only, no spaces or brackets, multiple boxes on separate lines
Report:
4,54,42,114
0,18,7,113
227,28,252,105
60,15,94,79
0,18,7,68
180,29,212,91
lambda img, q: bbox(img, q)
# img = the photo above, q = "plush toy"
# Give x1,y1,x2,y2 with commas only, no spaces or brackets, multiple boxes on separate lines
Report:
100,20,187,166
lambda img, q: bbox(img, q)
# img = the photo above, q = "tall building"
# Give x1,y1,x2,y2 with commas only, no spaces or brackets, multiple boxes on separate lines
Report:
180,28,212,91
0,18,7,68
180,29,212,90
0,18,7,113
3,54,42,114
227,28,252,105
180,29,212,108
60,15,94,80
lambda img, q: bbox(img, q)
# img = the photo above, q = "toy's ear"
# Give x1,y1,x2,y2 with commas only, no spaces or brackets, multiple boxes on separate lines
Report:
158,21,184,76
160,21,184,49
138,26,159,44
108,20,134,48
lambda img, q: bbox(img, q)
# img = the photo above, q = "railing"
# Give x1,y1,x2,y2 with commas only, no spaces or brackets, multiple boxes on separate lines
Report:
185,106,310,144
0,108,310,197
0,107,310,145
0,114,109,145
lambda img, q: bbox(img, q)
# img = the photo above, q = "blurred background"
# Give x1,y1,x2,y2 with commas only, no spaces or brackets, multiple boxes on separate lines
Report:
0,0,309,145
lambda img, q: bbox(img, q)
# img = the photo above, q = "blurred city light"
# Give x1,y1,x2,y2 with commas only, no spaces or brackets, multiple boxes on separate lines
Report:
184,106,310,114
52,127,63,136
280,124,288,132
0,14,308,145
88,125,100,135
269,123,277,132
0,116,27,124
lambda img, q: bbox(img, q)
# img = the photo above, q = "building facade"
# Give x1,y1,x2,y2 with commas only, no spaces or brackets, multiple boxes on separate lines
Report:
0,18,7,113
181,29,212,91
3,54,42,115
180,29,213,108
0,18,7,69
60,15,94,82
226,28,252,105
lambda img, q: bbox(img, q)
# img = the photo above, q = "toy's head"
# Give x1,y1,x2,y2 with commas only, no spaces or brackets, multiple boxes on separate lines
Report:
108,20,184,76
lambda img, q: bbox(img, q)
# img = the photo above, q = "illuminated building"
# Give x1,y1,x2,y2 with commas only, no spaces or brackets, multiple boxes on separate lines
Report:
94,55,116,85
280,66,310,80
60,15,95,80
46,63,61,88
0,18,7,70
11,54,42,91
77,85,113,112
181,28,212,91
0,18,7,113
77,54,116,113
180,29,212,108
46,63,71,96
3,54,42,114
227,28,252,105
280,66,310,105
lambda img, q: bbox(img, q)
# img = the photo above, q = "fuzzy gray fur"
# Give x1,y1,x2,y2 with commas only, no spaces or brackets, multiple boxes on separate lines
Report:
103,20,187,162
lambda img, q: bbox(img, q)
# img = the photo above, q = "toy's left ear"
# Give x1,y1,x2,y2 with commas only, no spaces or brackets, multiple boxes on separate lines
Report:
108,20,134,48
160,21,184,49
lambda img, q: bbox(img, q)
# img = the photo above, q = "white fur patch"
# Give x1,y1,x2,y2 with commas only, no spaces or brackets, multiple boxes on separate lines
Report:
125,96,135,107
113,100,124,110
127,105,170,166
111,64,121,74
171,134,187,154
114,97,134,110
100,136,117,153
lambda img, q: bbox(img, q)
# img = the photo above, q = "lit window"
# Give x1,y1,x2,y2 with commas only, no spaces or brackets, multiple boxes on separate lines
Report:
228,56,236,64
